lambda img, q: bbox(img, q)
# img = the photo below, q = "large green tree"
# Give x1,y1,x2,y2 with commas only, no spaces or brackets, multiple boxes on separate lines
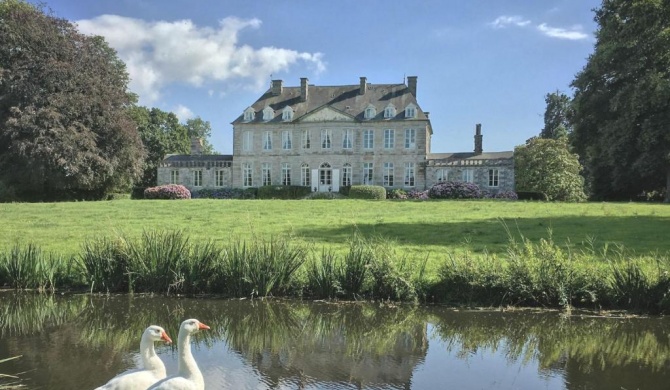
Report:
129,106,189,188
184,117,216,155
571,0,670,201
541,91,572,140
0,0,144,201
515,137,587,202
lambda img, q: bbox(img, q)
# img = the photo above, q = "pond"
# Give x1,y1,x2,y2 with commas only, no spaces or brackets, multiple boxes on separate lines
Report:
0,292,669,390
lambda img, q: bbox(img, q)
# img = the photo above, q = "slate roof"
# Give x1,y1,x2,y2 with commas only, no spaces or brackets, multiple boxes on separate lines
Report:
427,151,513,166
232,82,429,124
163,154,233,162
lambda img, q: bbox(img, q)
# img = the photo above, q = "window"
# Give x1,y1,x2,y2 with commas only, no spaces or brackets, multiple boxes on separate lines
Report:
262,163,272,186
342,163,352,186
404,129,416,149
282,163,291,185
263,131,272,150
282,106,293,121
319,162,332,186
321,129,332,149
363,130,374,149
488,169,499,187
462,169,474,183
282,131,292,150
193,170,203,187
383,162,394,186
384,103,396,119
436,168,448,182
301,163,310,186
364,104,376,119
363,162,373,185
384,129,395,149
342,129,353,149
243,107,255,122
170,170,179,184
243,163,253,187
262,106,274,121
242,131,252,152
405,104,416,119
215,170,225,187
404,162,415,187
302,130,311,149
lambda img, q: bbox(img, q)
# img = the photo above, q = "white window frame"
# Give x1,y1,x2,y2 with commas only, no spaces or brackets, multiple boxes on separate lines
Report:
170,170,179,184
243,163,253,187
488,169,500,187
404,128,416,149
363,129,374,149
301,163,310,186
242,131,252,152
282,163,291,185
365,105,376,119
404,162,415,187
262,106,274,121
384,104,396,119
302,130,311,149
363,162,373,185
193,170,203,187
215,170,225,187
342,129,353,149
263,131,272,150
321,129,332,149
243,107,255,122
383,162,394,186
384,129,395,149
262,162,272,186
282,130,292,150
462,169,474,183
436,168,448,182
405,105,416,119
342,163,352,186
282,106,293,121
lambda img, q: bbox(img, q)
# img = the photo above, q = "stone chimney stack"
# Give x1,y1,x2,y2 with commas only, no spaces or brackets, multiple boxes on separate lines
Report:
359,77,367,95
271,80,283,96
407,76,417,97
300,77,309,102
474,123,483,155
191,136,203,156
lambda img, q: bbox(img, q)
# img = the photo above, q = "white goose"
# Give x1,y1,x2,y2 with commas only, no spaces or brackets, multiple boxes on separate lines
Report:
147,319,211,390
95,325,172,390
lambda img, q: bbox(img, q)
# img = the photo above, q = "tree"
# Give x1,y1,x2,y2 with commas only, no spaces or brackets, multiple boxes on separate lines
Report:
0,0,144,200
184,117,216,154
571,0,670,201
129,106,189,188
514,137,587,202
540,91,572,140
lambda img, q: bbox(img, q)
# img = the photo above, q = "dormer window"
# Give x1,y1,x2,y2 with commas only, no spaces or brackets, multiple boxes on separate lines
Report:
282,106,294,121
384,103,396,119
262,106,274,121
243,107,255,122
364,104,376,120
405,104,417,119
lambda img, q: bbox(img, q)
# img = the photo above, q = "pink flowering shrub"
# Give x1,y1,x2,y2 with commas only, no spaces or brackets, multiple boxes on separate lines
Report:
144,184,191,200
428,181,483,199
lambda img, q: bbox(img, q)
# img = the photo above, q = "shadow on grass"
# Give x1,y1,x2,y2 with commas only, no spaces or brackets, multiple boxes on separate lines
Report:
294,215,670,255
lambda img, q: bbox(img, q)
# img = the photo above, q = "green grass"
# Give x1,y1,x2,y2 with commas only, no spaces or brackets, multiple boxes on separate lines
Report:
1,199,668,258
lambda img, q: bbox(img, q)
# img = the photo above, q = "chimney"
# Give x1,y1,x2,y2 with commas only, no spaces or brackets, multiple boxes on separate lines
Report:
359,77,367,95
424,111,430,119
190,136,203,156
300,77,309,102
271,80,283,96
407,76,417,97
474,123,483,154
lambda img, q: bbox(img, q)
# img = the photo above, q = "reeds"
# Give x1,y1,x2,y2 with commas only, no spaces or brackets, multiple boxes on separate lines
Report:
0,244,66,291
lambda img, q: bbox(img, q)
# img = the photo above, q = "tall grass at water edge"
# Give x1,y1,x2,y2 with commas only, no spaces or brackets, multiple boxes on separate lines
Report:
2,228,670,313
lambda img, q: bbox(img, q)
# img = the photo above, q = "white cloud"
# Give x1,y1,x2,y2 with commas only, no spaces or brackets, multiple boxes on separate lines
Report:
537,23,589,40
76,15,326,103
173,104,194,121
490,15,531,29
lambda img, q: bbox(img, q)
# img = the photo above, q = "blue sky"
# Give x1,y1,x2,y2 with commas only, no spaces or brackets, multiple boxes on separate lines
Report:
43,0,601,154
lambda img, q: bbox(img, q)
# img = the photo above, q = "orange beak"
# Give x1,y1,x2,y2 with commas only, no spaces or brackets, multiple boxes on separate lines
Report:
198,322,211,330
161,331,173,344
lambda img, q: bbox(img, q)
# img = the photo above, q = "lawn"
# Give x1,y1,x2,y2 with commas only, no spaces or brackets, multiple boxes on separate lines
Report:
1,199,668,263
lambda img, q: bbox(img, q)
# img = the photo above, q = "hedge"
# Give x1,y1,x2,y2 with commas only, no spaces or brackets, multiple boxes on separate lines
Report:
257,185,312,199
348,185,386,200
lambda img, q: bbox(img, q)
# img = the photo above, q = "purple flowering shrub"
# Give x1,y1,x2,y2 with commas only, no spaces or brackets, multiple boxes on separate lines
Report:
407,190,429,200
144,184,191,200
492,190,518,200
428,181,483,199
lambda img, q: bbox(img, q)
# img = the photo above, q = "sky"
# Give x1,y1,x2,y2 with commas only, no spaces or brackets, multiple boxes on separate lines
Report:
42,0,602,155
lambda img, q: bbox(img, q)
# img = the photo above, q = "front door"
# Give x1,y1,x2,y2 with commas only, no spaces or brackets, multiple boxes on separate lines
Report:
319,162,332,192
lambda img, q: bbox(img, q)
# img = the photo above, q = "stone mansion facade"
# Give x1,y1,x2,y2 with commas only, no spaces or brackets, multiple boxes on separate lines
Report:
157,76,514,193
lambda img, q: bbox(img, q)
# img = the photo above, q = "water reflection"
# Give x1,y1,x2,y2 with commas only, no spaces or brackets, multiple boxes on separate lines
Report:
0,292,670,389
